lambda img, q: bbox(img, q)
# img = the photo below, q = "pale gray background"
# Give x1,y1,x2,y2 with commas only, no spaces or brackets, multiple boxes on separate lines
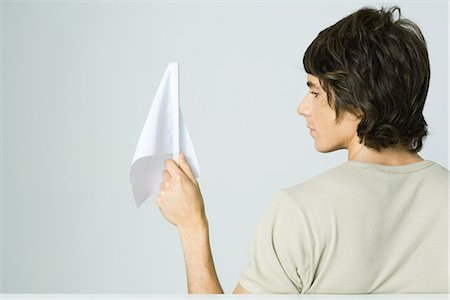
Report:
0,0,448,294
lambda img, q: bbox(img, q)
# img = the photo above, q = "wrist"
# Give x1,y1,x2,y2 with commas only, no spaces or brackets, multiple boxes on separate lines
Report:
178,217,209,237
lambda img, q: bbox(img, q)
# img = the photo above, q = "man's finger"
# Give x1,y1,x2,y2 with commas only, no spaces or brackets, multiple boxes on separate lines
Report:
164,159,183,179
162,169,171,181
156,196,162,207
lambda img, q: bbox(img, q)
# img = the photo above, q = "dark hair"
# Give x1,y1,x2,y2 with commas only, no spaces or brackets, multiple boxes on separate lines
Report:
302,6,430,152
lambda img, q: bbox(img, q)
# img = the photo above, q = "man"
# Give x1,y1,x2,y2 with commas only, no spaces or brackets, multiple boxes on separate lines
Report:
156,5,448,294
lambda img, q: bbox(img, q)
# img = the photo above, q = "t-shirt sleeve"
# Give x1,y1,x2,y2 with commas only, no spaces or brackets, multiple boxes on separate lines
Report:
238,190,310,293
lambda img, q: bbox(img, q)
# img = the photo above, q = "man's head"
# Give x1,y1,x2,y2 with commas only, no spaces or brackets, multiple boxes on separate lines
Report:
298,6,430,153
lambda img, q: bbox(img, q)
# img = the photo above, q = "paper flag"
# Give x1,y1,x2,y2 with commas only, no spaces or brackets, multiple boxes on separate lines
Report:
130,63,201,208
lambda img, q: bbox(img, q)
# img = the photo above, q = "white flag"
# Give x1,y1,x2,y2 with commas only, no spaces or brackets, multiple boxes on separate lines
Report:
130,63,201,208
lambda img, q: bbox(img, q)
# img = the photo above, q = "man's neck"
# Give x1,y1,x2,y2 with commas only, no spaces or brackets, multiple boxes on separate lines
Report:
346,137,423,166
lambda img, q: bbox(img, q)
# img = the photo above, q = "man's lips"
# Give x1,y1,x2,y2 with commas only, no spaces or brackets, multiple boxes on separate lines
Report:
307,126,316,135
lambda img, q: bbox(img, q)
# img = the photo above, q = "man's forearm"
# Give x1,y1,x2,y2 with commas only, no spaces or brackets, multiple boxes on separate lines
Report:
179,220,224,294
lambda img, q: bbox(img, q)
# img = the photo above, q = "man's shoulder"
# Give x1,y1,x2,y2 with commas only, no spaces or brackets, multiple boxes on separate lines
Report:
279,159,448,207
274,162,351,211
284,162,350,195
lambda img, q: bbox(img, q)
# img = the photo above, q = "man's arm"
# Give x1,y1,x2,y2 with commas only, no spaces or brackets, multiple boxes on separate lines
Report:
179,222,223,293
179,221,251,294
158,154,251,294
233,283,250,294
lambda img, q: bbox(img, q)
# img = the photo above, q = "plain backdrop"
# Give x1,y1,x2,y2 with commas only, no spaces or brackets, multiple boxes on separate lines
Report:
0,0,448,294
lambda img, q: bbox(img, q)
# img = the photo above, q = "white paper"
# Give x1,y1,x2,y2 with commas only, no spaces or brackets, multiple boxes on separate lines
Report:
130,63,201,208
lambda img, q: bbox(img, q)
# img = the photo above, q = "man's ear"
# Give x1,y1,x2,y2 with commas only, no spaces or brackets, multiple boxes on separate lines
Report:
345,109,364,122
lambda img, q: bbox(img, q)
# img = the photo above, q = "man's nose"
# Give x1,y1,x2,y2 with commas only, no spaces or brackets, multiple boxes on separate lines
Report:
297,95,311,117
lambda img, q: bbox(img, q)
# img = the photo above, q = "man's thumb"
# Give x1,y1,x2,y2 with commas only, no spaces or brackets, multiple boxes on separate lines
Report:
180,153,197,184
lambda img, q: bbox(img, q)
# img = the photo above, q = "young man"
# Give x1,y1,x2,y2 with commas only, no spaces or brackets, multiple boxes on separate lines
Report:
156,6,448,294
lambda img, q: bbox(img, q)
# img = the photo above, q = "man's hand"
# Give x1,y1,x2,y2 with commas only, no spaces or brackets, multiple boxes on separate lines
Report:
155,153,250,294
156,153,222,293
156,153,207,231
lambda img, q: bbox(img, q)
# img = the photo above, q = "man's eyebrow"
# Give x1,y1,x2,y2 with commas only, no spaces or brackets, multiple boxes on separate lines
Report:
307,81,318,88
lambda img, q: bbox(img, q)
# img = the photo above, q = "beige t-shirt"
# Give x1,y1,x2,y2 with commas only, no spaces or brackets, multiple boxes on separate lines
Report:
239,159,449,294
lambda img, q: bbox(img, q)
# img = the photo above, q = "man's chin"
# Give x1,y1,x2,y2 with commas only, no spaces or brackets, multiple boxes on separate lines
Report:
314,143,344,153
